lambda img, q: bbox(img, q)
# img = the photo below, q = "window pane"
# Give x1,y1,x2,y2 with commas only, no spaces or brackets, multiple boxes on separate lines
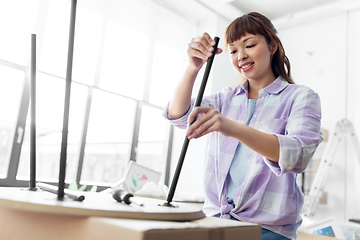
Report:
0,66,25,178
72,5,103,85
39,0,70,77
149,41,185,106
137,106,168,174
17,75,87,182
81,90,136,184
0,0,39,65
99,20,149,99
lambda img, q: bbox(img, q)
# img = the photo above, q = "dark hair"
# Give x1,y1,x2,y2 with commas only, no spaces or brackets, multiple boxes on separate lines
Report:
224,12,294,84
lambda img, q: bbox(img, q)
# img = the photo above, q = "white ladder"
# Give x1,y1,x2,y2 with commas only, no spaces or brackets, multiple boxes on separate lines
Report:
303,119,360,217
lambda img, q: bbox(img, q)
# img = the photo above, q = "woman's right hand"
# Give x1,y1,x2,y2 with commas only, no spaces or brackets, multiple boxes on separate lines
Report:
167,33,222,120
187,32,223,70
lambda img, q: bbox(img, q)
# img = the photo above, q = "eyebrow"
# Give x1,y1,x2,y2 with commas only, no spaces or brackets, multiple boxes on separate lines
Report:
243,36,254,42
228,36,255,46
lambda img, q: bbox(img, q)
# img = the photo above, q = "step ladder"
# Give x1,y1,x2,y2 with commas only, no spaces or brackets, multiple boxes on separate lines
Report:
303,119,360,217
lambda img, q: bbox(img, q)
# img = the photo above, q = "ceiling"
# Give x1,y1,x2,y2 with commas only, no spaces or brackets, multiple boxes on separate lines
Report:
219,0,343,20
152,0,356,24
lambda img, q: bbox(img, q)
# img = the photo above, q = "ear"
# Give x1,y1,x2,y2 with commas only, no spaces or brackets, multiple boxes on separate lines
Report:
270,41,278,55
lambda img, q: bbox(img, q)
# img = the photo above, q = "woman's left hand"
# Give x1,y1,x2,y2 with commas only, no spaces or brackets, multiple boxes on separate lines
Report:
186,107,280,161
186,107,231,139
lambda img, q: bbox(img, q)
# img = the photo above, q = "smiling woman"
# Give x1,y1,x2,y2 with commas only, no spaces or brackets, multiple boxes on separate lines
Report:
165,12,324,240
227,33,276,94
224,12,294,85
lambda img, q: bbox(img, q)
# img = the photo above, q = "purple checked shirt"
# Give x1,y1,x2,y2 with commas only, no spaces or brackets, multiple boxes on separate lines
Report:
165,77,323,240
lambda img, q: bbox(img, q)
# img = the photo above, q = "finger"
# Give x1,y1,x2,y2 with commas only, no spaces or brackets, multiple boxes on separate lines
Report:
189,39,209,54
187,112,212,136
201,32,216,47
187,107,216,135
216,48,223,55
188,106,212,124
191,112,224,139
188,107,199,125
187,47,209,61
188,117,218,139
189,40,213,59
195,33,215,53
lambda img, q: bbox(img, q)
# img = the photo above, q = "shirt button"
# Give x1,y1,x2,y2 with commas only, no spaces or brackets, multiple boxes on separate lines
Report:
254,115,257,118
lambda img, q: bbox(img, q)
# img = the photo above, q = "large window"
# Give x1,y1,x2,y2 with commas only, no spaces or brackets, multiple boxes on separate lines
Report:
0,0,194,189
0,66,25,178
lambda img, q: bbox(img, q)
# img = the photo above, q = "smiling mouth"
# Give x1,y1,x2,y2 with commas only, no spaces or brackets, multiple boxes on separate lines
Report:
240,62,254,69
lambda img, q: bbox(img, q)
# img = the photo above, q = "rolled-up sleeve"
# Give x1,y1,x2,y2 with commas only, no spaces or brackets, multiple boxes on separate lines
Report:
264,88,324,176
162,89,230,130
162,100,195,130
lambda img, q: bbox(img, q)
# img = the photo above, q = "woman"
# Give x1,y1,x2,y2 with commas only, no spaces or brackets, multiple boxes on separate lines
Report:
165,12,323,240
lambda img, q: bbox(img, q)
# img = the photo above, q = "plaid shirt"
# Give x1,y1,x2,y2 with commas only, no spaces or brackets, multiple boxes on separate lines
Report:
165,77,323,240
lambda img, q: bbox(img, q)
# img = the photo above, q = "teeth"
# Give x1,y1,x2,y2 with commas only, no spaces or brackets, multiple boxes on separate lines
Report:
241,63,252,68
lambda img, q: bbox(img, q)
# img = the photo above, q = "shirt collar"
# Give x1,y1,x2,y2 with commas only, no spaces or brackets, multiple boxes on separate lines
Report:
236,76,289,95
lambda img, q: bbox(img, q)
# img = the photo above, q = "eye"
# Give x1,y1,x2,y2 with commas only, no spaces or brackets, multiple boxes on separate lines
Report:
229,50,237,55
246,44,256,49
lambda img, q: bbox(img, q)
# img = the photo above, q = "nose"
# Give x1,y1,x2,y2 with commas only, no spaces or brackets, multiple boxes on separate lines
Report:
238,51,248,61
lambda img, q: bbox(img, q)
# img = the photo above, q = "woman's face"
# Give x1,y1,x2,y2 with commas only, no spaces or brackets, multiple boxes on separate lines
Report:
227,33,275,82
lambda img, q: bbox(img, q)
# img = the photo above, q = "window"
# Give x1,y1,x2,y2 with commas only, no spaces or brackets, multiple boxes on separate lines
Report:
137,106,169,178
81,90,136,184
17,76,88,182
72,5,103,86
0,0,39,66
0,0,195,190
39,0,70,78
0,66,25,178
99,20,150,100
149,41,185,107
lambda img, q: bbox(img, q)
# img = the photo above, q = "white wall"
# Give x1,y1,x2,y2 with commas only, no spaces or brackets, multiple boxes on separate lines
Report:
278,8,360,222
277,14,348,133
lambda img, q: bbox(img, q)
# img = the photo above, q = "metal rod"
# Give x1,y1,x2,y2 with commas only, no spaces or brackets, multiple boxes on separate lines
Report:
164,37,220,206
58,0,77,200
37,182,85,202
30,34,37,190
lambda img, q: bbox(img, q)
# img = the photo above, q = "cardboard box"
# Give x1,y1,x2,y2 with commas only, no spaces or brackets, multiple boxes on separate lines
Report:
0,207,261,240
298,231,342,240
